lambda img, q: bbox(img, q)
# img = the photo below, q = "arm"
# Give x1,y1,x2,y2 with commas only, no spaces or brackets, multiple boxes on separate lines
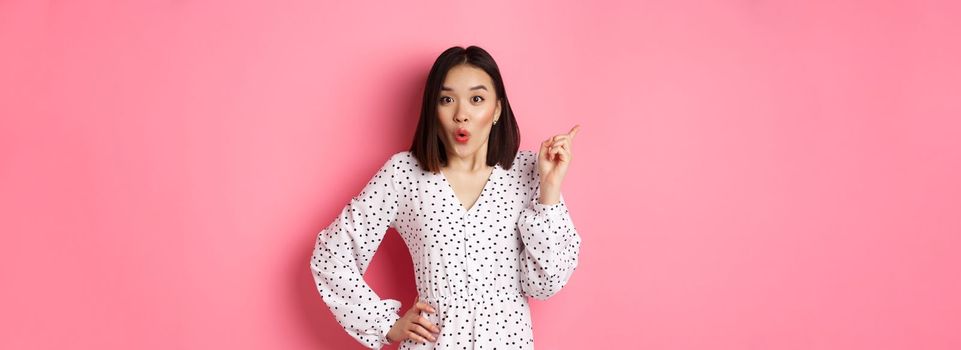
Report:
309,154,402,349
517,173,582,300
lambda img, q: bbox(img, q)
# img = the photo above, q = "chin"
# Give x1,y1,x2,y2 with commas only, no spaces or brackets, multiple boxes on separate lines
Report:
451,144,471,154
450,142,475,154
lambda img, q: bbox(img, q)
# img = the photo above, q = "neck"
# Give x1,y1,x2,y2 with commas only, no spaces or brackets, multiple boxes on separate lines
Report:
445,141,491,172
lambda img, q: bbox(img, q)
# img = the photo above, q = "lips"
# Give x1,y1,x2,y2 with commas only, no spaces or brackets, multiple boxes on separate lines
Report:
454,128,470,143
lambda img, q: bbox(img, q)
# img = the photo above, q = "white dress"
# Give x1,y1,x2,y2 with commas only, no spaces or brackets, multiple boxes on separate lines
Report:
309,150,581,349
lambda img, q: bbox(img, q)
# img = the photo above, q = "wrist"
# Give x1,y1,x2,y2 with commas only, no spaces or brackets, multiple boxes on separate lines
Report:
382,316,399,345
539,175,562,189
538,188,561,205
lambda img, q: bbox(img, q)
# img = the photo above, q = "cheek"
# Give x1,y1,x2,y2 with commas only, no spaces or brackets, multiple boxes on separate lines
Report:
481,105,497,120
436,107,451,122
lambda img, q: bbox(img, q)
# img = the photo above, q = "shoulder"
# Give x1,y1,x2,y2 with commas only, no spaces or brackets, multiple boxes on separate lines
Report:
516,149,537,161
366,151,417,178
388,150,415,163
382,151,417,169
513,149,538,170
383,151,423,182
508,149,540,179
365,151,419,192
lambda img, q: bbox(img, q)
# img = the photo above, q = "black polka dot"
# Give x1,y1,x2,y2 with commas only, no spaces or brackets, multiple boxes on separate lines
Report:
310,150,581,349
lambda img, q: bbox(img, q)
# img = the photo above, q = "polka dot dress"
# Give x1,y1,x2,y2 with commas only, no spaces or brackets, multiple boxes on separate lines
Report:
310,150,581,349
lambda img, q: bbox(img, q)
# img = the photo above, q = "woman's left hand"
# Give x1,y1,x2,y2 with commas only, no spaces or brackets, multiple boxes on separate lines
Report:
537,125,580,203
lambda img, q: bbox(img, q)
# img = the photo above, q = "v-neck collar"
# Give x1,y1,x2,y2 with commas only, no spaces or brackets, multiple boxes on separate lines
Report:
438,163,499,217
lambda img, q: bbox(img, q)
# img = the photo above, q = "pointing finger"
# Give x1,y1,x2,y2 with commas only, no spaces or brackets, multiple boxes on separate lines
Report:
568,124,581,139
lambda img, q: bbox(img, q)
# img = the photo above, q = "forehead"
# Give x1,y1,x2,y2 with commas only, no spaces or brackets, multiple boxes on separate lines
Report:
442,64,493,89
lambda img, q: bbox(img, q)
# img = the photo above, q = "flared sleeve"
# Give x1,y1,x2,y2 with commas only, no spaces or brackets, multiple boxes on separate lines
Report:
517,172,582,300
309,154,403,349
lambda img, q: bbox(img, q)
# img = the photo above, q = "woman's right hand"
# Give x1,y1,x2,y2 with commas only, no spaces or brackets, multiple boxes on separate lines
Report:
386,296,441,344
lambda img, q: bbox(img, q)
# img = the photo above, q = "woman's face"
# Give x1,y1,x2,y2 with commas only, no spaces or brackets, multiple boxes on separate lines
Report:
436,64,502,160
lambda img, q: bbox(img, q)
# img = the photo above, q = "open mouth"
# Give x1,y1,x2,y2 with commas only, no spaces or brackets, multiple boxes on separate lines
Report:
454,128,470,143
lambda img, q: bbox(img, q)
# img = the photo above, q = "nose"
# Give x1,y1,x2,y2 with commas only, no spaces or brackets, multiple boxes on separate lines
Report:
454,105,469,123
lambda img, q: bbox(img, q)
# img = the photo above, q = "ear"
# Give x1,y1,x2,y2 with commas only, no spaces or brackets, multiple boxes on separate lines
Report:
494,99,503,124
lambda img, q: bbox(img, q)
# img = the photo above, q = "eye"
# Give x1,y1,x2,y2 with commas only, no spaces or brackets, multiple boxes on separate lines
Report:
471,96,484,103
439,96,453,105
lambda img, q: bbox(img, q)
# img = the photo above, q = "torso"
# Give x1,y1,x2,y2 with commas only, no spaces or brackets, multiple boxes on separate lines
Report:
440,165,495,212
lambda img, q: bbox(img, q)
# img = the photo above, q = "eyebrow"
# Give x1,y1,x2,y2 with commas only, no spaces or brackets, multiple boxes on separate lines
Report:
441,85,488,91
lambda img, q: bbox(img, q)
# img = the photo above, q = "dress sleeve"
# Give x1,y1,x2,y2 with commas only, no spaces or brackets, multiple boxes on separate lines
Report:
309,154,403,349
517,165,582,300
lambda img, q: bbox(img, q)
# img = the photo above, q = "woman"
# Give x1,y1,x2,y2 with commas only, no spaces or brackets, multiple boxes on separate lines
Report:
310,45,581,349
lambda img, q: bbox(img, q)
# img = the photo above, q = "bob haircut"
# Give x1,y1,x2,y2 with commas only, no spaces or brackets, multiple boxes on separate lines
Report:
409,45,521,173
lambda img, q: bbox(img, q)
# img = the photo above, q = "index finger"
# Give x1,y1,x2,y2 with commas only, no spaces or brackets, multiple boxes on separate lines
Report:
416,300,437,314
568,124,581,139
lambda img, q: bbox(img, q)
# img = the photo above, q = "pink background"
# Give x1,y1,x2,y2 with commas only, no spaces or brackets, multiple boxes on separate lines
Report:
2,1,960,349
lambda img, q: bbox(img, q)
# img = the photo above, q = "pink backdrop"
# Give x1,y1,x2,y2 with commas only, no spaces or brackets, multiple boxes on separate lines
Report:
2,1,959,349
